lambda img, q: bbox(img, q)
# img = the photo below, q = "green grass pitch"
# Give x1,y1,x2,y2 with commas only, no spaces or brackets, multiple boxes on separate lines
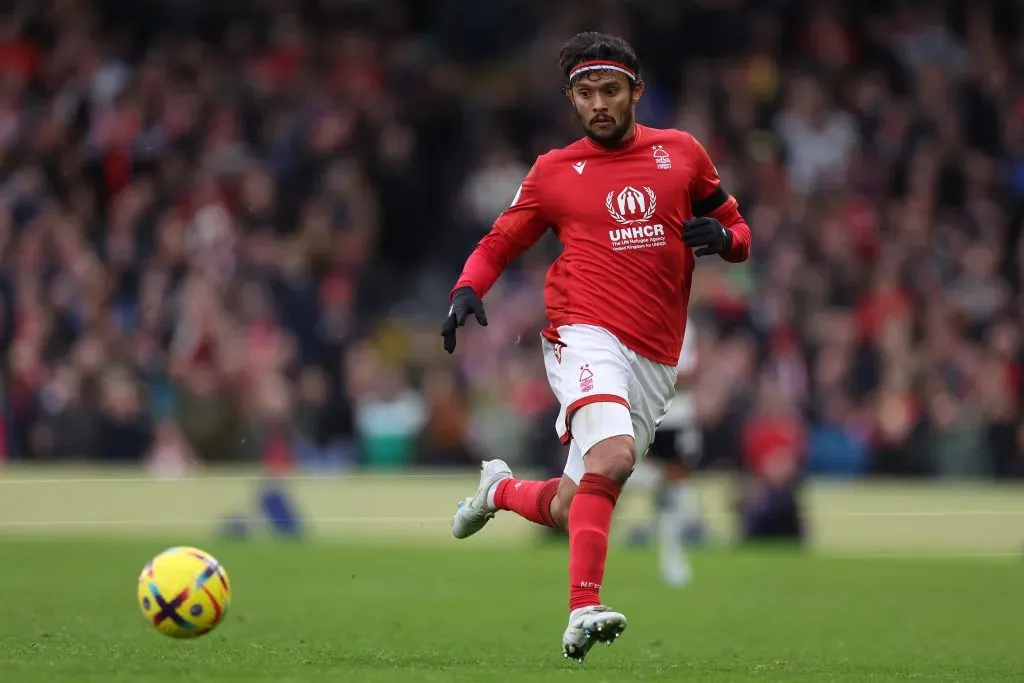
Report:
0,537,1020,682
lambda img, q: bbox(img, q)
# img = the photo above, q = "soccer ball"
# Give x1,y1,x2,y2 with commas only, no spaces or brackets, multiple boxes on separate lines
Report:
137,546,231,638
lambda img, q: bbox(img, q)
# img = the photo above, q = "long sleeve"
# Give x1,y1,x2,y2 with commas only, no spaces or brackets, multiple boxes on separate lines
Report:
707,196,751,263
451,160,550,299
452,230,530,298
687,134,751,263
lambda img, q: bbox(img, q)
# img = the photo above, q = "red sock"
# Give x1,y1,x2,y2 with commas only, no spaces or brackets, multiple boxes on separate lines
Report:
568,472,622,612
493,478,559,528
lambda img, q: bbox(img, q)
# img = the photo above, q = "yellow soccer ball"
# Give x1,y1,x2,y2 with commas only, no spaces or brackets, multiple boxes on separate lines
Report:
137,546,231,638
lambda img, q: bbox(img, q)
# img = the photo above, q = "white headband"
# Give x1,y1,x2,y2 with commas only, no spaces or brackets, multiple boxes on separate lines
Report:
568,61,638,82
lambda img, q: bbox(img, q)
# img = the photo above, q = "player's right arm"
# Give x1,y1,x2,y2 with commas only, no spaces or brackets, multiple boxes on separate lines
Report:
442,159,550,353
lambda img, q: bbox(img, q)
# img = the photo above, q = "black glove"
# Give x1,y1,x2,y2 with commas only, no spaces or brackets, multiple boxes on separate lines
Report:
682,217,732,257
442,286,488,354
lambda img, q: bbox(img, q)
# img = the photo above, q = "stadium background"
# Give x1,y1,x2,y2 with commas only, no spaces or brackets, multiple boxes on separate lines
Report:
2,2,1024,681
1,0,1024,553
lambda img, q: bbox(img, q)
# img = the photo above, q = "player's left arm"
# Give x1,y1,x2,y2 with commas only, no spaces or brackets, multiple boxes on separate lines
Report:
682,135,751,263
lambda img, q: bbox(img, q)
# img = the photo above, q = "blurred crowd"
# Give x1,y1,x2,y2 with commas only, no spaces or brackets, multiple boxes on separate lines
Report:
0,0,1022,481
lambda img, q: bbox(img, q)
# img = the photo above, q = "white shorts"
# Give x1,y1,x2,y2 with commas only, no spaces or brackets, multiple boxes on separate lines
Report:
541,324,678,484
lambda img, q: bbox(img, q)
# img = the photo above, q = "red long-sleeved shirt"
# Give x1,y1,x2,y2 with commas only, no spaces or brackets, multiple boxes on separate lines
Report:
453,125,750,366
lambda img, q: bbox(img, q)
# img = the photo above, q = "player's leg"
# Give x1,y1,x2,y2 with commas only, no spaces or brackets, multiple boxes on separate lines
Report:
656,443,693,587
451,458,515,539
626,354,688,584
491,472,563,527
452,449,579,537
451,325,610,539
566,411,634,611
625,429,675,549
634,428,692,586
661,423,705,584
454,452,576,537
560,403,636,661
513,325,635,660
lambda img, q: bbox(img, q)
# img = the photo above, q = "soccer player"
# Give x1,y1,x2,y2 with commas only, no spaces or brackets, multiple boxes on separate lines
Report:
442,32,750,661
644,315,702,588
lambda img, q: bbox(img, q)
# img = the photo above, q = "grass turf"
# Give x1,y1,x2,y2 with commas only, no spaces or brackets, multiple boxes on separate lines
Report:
0,538,1020,682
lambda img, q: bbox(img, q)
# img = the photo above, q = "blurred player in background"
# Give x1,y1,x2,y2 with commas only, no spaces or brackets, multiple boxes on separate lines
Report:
442,32,750,661
645,316,703,587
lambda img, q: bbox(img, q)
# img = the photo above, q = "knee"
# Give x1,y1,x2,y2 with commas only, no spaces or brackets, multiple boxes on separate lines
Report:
585,435,636,483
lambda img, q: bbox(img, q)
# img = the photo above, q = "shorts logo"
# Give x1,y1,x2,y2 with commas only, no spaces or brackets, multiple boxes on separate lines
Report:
553,341,565,364
605,186,656,225
652,144,672,170
579,364,594,393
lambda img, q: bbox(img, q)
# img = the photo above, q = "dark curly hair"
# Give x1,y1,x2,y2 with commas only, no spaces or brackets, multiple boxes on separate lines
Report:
558,32,642,89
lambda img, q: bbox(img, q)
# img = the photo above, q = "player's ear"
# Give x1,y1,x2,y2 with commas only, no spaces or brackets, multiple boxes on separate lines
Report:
564,86,574,104
631,80,645,105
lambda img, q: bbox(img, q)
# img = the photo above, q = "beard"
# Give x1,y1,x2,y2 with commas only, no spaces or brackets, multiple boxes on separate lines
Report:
582,108,634,147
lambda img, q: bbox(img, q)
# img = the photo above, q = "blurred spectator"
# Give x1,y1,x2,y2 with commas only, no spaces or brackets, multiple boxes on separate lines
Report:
738,376,806,541
96,364,154,462
775,73,858,196
348,343,425,469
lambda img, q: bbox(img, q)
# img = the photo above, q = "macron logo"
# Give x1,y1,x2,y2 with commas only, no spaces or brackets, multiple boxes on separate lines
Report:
572,161,586,175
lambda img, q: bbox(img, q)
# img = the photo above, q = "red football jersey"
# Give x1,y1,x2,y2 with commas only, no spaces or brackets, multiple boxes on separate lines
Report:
454,124,750,366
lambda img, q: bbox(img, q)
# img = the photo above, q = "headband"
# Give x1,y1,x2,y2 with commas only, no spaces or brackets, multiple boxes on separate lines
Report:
568,60,638,83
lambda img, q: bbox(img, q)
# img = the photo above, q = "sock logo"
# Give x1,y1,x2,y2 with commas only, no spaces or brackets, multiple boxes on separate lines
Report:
579,581,601,590
579,364,594,393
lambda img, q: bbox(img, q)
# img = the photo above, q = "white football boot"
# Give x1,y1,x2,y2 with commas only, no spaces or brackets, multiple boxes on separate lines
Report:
562,605,628,662
451,459,513,539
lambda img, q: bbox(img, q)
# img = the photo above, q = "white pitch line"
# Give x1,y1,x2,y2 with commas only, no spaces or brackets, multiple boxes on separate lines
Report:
811,510,1024,518
0,520,1018,561
0,516,452,528
823,551,1022,560
2,510,1024,528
